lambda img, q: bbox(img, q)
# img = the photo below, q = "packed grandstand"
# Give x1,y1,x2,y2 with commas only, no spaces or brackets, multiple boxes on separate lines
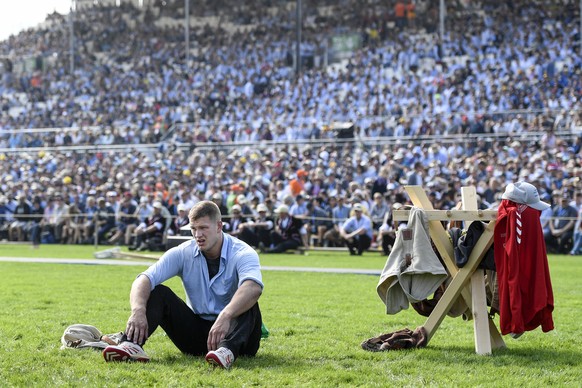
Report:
0,0,580,254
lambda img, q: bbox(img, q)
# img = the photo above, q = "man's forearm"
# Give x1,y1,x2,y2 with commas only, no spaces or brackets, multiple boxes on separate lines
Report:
125,275,152,345
207,280,262,350
218,280,262,320
130,275,152,314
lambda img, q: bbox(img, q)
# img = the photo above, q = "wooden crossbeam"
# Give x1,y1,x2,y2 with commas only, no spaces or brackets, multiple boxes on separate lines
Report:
401,185,505,354
393,209,497,222
423,220,495,339
403,186,473,315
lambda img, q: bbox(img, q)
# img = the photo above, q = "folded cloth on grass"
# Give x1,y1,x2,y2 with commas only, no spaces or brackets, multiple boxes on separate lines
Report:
60,324,122,350
361,326,428,351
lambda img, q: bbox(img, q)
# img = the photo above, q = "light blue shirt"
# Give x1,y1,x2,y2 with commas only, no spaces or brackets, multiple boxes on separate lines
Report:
141,233,263,320
342,215,373,239
332,205,351,226
289,202,308,217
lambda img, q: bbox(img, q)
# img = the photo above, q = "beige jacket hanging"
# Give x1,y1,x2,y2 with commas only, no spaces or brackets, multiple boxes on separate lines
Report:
377,207,448,314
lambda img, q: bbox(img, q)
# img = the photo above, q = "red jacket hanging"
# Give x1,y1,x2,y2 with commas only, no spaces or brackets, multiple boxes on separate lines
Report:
494,200,554,336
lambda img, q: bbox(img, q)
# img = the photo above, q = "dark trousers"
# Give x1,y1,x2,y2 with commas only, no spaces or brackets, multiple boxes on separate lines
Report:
133,230,163,249
381,231,397,255
238,228,259,247
97,224,114,243
138,285,262,358
344,234,372,255
269,231,300,253
544,230,574,254
29,223,41,245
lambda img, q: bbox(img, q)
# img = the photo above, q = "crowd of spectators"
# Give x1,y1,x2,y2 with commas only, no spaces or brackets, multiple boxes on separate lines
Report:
1,0,581,146
1,133,580,254
0,0,581,254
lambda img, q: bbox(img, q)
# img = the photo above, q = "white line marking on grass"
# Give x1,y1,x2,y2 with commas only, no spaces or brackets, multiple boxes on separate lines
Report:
0,257,381,275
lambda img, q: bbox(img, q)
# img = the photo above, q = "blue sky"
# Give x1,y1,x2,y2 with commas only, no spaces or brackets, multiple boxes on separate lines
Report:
0,0,71,41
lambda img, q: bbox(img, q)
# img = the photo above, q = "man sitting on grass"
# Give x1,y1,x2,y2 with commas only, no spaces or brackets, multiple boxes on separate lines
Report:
103,201,263,369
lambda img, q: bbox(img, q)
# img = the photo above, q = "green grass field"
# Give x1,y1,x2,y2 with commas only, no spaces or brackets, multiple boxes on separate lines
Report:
0,245,580,387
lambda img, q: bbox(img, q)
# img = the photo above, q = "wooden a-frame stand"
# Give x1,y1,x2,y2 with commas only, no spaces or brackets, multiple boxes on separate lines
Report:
393,186,506,355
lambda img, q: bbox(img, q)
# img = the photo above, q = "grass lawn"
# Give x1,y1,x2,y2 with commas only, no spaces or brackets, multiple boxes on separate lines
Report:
0,245,580,386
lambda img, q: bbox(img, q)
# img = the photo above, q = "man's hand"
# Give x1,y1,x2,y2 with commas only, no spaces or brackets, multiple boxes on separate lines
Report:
207,314,233,351
206,280,262,351
126,275,152,345
125,309,149,345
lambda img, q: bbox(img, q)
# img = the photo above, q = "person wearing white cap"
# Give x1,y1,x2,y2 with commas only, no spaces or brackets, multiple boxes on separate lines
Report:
223,204,249,238
129,201,168,251
211,192,228,216
237,203,274,248
236,194,254,217
168,203,190,237
260,204,306,253
339,203,373,255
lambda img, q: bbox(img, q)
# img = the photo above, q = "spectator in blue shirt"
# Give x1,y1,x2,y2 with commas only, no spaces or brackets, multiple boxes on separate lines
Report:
0,196,12,240
323,196,351,247
340,203,373,255
545,191,578,254
103,200,263,370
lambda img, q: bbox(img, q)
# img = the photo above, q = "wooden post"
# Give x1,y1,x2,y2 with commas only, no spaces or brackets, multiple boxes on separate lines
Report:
462,186,492,355
406,186,473,312
398,186,505,353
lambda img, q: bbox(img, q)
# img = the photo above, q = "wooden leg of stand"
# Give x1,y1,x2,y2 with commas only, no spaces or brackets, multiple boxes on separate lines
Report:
488,318,506,349
471,270,492,355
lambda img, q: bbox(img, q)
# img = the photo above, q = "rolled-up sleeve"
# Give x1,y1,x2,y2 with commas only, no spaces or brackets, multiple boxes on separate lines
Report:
237,250,263,289
141,247,184,290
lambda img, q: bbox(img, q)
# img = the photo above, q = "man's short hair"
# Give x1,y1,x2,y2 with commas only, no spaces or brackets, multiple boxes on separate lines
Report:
189,200,221,222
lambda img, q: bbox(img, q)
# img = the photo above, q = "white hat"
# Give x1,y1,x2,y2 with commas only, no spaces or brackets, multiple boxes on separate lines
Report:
501,181,550,211
177,203,187,212
153,201,163,209
237,194,247,204
352,203,363,211
274,204,289,214
257,203,268,212
231,204,242,213
212,192,223,200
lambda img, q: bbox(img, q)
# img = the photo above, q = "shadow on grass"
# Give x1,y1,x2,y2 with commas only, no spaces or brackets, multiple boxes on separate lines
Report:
153,352,308,370
427,343,581,368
